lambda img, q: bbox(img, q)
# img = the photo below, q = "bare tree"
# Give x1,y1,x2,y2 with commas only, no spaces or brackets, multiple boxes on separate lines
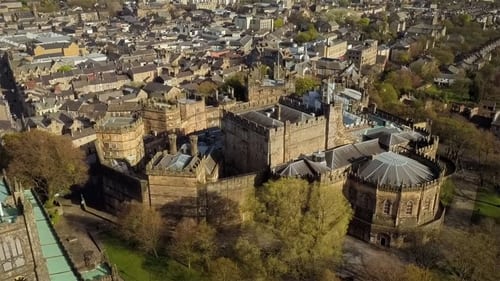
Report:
169,218,215,270
117,202,164,257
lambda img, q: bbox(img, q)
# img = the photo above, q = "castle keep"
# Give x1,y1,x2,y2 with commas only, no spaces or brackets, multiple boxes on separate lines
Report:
222,96,346,174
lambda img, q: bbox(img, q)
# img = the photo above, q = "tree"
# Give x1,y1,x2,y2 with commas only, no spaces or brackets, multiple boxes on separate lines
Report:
208,257,242,281
222,73,246,101
196,80,218,97
439,178,456,207
38,0,58,13
377,82,399,102
403,264,438,281
385,70,419,93
319,269,341,281
57,65,73,73
235,178,353,280
106,0,123,15
117,202,164,257
2,131,88,205
274,18,284,29
432,116,480,164
68,0,97,9
170,218,216,270
295,76,319,96
436,227,499,281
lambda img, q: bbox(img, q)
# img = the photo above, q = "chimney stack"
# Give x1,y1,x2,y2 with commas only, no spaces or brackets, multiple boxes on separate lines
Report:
275,104,281,120
168,134,177,154
189,134,198,157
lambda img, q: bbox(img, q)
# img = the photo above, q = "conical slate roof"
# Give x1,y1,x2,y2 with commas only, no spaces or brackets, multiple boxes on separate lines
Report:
358,152,436,186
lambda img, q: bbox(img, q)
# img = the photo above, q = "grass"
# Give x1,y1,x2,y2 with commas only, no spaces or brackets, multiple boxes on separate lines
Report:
473,188,500,219
101,233,205,281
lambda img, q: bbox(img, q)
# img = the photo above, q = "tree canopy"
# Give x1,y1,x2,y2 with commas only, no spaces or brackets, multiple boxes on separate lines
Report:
295,76,319,96
117,202,164,257
1,130,88,204
169,218,216,270
235,178,352,280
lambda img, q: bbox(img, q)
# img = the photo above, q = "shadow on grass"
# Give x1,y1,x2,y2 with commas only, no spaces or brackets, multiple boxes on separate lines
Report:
101,232,205,281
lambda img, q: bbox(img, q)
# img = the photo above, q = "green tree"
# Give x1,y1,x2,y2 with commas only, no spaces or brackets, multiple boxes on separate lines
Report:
57,65,73,73
439,178,456,207
385,70,417,93
68,0,97,9
2,131,88,205
236,178,353,280
208,257,242,281
117,202,164,257
358,18,370,28
38,0,58,13
222,73,246,101
295,76,319,96
376,83,399,104
170,218,216,270
431,47,455,65
274,17,284,29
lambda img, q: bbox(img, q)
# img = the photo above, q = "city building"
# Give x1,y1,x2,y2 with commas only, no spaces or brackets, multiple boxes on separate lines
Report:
347,40,378,69
317,39,347,59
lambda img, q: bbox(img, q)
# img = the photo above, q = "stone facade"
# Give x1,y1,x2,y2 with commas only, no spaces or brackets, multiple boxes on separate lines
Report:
0,177,50,281
317,39,348,59
274,135,445,248
95,116,145,168
347,40,378,69
222,97,346,174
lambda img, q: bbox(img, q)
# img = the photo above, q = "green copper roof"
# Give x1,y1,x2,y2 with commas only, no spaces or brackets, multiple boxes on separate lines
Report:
24,190,79,281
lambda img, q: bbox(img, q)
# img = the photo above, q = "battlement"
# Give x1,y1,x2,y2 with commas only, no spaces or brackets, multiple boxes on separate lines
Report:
279,96,322,115
223,110,273,136
95,116,143,134
143,101,179,112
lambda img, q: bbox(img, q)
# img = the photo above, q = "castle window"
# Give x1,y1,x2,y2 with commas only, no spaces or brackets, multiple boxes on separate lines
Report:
405,201,413,215
424,198,431,211
383,200,391,215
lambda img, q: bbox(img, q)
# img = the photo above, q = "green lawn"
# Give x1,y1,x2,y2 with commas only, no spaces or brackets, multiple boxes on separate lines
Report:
474,189,500,219
102,234,204,281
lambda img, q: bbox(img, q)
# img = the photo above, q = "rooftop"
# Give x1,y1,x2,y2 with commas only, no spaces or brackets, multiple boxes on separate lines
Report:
358,152,437,186
239,104,315,129
99,116,137,128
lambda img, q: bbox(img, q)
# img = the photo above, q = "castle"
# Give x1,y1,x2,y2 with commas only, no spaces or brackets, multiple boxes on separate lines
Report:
93,75,445,248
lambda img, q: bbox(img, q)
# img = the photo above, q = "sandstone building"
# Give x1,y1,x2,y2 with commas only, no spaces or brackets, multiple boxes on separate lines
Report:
94,115,145,168
222,96,347,174
347,39,378,69
273,126,444,248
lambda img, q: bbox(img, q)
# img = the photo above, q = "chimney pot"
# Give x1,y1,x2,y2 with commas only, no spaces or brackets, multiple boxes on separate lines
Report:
189,134,198,157
168,134,177,154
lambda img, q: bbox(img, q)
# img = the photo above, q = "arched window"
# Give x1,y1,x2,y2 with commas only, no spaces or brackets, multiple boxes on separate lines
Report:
405,201,413,215
383,200,391,215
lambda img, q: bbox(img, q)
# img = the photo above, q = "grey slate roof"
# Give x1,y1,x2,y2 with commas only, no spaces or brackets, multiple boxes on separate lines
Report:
357,152,436,186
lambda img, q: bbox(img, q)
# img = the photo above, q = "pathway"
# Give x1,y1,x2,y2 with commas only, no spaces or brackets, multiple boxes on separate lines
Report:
339,236,407,281
444,169,480,229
